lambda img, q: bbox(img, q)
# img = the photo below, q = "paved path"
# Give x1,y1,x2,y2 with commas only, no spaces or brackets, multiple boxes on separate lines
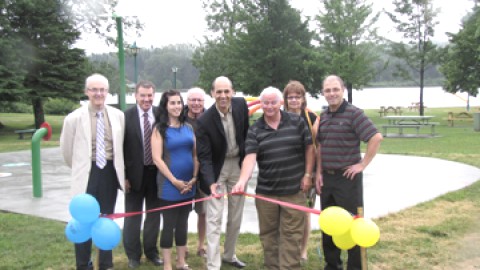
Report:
1,148,480,233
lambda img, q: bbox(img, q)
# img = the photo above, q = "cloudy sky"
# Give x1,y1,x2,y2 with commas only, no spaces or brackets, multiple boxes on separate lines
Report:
76,0,475,54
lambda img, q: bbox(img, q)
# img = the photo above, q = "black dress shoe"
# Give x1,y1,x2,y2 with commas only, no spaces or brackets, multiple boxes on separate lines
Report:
147,257,164,266
128,259,140,268
222,258,246,268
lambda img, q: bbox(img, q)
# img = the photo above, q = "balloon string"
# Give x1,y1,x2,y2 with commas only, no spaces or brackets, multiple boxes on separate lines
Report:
103,191,322,219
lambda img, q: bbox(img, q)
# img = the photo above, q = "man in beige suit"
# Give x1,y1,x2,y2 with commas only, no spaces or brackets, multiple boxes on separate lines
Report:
60,73,125,270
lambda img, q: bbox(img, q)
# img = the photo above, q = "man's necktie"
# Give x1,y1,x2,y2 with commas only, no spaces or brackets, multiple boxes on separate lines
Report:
96,112,106,169
143,112,153,165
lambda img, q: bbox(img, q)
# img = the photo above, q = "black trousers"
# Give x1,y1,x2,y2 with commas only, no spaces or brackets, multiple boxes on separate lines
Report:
75,161,119,270
123,166,161,261
159,199,192,248
320,171,363,270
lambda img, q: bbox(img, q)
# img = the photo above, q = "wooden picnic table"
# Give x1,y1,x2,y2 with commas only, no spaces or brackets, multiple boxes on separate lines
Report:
381,116,438,137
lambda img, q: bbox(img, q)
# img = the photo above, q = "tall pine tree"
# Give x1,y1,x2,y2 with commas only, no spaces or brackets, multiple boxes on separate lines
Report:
3,0,88,127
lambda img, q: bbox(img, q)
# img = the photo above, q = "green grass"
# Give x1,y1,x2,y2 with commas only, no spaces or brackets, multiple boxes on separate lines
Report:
0,107,479,269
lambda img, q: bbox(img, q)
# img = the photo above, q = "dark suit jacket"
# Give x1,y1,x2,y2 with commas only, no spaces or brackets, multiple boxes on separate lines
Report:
123,105,157,191
196,97,249,195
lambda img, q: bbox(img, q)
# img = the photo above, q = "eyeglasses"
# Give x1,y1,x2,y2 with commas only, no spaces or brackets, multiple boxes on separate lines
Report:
188,98,204,103
287,96,302,100
87,88,107,94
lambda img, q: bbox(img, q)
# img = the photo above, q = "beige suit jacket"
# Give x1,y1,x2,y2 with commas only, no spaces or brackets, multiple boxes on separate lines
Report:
60,104,125,196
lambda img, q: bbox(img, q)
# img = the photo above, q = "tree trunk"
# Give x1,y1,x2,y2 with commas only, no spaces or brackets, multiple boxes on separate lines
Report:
32,98,45,129
346,82,353,104
419,59,425,116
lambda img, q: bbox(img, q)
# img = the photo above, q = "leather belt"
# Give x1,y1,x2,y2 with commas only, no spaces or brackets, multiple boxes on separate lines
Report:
323,169,344,175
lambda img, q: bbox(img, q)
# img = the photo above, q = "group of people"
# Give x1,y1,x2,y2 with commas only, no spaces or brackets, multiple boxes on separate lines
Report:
60,73,382,270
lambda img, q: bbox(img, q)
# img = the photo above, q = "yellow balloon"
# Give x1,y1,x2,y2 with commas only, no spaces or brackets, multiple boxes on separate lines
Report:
333,230,356,250
318,206,353,236
350,218,380,247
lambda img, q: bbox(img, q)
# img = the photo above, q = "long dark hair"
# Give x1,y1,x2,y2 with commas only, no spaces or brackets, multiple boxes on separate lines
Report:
154,90,185,140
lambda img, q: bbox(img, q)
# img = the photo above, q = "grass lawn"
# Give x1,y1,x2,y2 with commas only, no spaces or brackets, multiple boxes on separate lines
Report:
0,106,479,269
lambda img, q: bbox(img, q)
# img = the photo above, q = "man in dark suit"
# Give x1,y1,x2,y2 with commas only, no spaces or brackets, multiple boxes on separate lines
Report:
196,76,250,270
123,81,163,268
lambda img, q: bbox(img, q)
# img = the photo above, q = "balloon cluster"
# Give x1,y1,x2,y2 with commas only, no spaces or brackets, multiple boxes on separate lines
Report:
318,206,380,250
65,194,121,250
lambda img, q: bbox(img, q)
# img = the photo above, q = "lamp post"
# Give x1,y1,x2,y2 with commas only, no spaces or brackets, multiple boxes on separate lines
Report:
172,67,178,89
114,14,127,111
130,41,139,84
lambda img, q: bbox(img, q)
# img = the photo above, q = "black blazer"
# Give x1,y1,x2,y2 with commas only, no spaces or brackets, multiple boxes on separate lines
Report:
196,97,249,195
123,105,157,191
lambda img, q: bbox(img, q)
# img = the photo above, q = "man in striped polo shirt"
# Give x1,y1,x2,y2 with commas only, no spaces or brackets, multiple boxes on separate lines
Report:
233,86,315,270
315,75,383,270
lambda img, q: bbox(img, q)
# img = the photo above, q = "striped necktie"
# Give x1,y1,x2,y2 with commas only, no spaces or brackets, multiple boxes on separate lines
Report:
143,112,153,165
96,112,106,169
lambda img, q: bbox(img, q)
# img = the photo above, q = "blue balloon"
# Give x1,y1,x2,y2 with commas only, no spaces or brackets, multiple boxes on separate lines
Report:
69,194,100,224
91,218,121,250
65,219,92,243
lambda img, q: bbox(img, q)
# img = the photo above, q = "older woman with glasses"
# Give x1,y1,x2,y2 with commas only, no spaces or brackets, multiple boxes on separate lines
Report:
282,80,319,263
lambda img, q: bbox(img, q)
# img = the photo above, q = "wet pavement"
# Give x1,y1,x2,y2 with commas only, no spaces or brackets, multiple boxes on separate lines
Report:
1,147,480,233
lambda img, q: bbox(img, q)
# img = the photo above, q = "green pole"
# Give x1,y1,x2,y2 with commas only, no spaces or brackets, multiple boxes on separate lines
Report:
31,128,48,198
115,15,127,111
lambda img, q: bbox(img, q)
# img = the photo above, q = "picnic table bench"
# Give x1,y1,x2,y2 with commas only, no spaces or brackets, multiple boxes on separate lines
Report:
14,128,37,139
382,116,438,137
447,112,472,127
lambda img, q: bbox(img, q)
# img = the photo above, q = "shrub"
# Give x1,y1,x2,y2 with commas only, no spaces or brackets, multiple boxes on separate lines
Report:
0,101,32,113
44,98,79,115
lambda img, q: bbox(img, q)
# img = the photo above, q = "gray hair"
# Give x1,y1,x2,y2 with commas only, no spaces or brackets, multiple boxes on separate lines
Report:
259,86,283,102
187,87,206,99
85,73,109,90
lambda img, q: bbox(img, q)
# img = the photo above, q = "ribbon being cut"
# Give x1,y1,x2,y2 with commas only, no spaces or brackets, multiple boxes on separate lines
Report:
65,192,380,251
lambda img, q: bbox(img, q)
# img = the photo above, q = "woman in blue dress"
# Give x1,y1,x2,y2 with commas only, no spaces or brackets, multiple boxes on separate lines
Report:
152,90,198,270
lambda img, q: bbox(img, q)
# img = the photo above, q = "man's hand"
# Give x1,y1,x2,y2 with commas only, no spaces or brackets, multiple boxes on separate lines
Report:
125,179,131,193
343,163,364,180
232,181,246,195
210,183,223,198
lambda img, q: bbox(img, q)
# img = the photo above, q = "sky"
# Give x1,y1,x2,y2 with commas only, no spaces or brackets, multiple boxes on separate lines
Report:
76,0,475,55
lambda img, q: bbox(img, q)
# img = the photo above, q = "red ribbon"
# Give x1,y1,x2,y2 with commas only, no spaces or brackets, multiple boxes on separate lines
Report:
103,191,322,219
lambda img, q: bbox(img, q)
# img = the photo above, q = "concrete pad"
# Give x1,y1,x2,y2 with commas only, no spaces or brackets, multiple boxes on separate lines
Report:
0,148,479,234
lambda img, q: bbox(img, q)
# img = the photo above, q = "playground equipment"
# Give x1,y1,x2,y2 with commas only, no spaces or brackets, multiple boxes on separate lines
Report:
32,122,52,198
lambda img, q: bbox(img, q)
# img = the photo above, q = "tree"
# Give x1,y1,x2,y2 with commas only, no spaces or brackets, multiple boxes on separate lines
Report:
3,0,88,128
195,0,318,95
315,0,381,103
60,0,142,46
0,0,27,103
440,7,480,106
385,0,439,116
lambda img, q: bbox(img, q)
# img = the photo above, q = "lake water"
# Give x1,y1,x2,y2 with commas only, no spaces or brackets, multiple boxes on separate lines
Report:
104,87,479,111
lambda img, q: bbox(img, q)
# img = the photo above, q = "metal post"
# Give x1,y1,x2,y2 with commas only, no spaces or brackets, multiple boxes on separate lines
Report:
132,41,138,84
31,128,48,198
115,15,127,111
172,67,178,89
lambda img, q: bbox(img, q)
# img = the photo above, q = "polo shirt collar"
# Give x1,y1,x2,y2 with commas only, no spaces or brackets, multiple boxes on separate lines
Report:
327,99,348,115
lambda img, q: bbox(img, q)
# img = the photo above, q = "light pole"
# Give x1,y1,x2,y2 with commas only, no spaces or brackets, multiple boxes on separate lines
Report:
114,15,127,111
172,67,178,89
130,41,139,83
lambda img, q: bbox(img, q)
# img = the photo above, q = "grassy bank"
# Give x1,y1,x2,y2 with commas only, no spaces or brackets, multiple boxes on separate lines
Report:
0,107,479,269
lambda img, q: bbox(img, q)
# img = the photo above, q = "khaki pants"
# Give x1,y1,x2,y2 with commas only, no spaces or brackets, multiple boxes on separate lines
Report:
206,157,245,270
256,191,305,270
